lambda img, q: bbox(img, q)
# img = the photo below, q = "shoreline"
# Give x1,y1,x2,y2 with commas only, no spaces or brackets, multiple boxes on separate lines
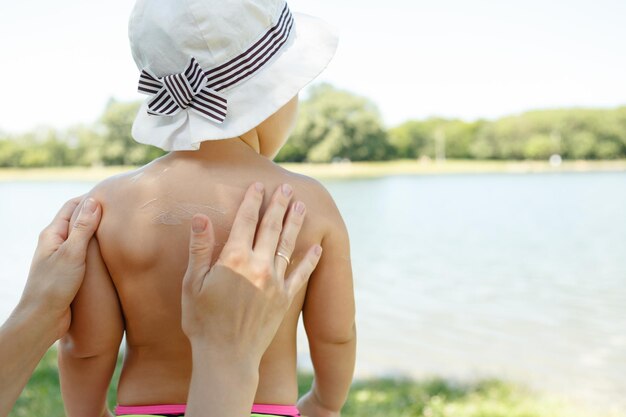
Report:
0,159,625,182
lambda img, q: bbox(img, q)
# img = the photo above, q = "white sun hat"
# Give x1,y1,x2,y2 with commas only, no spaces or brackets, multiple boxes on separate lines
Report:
128,0,338,151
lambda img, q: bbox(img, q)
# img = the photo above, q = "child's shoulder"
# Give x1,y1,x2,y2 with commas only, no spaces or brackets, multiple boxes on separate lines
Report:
273,164,347,232
87,166,148,209
85,165,166,263
87,160,348,238
85,164,165,241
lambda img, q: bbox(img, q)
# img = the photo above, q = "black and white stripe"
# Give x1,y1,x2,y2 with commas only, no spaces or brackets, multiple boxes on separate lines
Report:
205,3,295,91
138,57,228,123
136,3,295,124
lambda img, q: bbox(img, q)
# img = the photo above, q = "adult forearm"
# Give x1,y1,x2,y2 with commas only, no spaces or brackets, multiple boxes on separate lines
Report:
0,303,57,417
186,344,260,417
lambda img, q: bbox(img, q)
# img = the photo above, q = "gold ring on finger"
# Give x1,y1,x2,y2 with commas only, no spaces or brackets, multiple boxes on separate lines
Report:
275,251,291,265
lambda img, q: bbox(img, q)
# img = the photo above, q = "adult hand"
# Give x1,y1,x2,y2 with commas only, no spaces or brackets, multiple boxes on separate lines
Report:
181,182,322,417
0,196,101,417
20,196,102,340
182,182,321,359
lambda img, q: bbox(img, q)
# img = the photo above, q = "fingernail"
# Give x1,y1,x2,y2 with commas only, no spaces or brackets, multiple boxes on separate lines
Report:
255,182,264,193
282,184,293,197
83,198,97,214
192,216,206,233
295,201,305,215
314,245,323,256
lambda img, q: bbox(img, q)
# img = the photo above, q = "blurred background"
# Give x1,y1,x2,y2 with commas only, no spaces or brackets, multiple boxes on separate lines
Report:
1,1,625,416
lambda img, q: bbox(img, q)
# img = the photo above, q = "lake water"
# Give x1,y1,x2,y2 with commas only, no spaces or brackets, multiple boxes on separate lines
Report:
1,172,625,412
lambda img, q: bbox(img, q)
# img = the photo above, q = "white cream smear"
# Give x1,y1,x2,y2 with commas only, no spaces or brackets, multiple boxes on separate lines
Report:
141,195,230,229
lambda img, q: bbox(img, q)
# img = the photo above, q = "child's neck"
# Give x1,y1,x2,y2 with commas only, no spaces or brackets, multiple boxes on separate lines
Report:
238,129,261,154
169,130,264,163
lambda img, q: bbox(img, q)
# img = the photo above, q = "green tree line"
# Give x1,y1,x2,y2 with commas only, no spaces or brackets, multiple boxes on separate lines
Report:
1,84,625,168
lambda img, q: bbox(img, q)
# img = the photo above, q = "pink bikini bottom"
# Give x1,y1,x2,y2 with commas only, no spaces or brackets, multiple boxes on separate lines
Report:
115,403,300,417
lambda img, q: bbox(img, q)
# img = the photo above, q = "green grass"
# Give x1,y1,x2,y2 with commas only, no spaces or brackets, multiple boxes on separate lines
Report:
9,348,123,417
10,348,620,417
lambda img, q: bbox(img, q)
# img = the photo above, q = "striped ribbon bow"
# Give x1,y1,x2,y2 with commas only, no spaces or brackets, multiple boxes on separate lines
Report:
137,57,228,124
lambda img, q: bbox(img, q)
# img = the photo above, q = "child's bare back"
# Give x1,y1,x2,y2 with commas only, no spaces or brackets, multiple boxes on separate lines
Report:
58,0,355,414
59,138,356,416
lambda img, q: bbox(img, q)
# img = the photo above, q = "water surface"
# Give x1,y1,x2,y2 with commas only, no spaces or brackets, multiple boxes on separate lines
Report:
1,172,625,411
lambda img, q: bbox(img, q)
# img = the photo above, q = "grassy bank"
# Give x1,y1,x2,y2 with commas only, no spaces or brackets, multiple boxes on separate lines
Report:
0,159,625,182
10,348,619,417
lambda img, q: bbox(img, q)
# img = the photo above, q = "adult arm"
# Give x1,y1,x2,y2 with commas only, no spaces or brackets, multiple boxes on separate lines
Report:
182,182,323,417
0,197,101,417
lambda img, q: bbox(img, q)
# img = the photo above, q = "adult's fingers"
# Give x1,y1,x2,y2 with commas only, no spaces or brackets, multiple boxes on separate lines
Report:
274,200,306,278
254,184,293,259
183,214,216,295
225,182,265,252
40,196,83,244
284,244,323,299
59,198,102,261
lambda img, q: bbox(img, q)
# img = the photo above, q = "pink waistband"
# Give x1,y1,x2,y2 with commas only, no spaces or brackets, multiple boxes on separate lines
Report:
115,403,300,416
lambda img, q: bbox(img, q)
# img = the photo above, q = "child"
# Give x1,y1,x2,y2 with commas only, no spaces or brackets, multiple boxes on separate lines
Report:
57,1,356,417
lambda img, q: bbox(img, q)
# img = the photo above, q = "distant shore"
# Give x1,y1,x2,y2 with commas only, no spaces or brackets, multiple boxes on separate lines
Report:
1,159,625,182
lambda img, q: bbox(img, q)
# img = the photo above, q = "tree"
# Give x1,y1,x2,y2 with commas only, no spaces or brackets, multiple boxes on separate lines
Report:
2,91,626,167
523,134,557,159
563,131,595,159
99,99,165,166
275,84,392,162
388,121,429,158
0,139,23,167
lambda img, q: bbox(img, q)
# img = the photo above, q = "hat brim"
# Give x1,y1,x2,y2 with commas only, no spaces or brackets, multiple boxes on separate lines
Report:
131,12,339,151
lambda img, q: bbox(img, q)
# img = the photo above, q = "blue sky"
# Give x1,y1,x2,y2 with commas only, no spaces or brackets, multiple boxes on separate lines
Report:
1,0,625,132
